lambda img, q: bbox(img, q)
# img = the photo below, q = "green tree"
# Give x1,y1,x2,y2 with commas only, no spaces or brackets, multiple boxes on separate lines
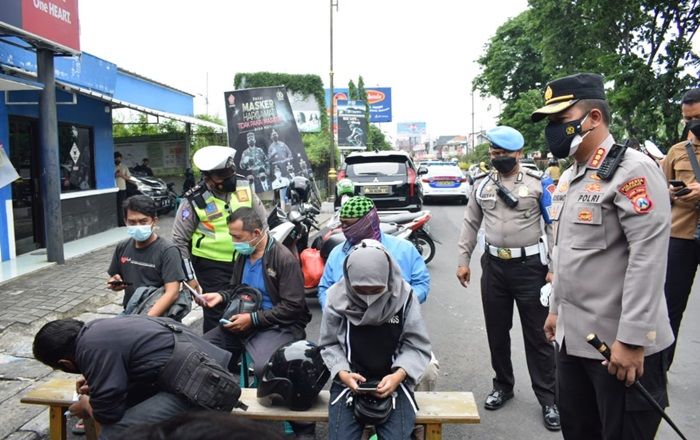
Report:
476,0,700,150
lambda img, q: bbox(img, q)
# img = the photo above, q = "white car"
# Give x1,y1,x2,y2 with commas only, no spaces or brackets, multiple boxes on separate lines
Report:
420,163,469,204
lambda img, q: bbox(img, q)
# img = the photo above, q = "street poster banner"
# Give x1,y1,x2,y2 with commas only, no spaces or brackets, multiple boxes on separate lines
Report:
337,100,368,149
224,86,310,194
0,142,20,189
397,122,427,136
289,91,322,133
326,87,392,123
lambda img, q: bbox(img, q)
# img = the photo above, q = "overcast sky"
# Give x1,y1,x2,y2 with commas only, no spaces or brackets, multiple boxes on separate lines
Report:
78,0,532,139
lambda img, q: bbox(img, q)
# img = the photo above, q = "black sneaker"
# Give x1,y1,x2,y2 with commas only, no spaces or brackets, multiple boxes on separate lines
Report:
542,404,561,431
484,389,514,410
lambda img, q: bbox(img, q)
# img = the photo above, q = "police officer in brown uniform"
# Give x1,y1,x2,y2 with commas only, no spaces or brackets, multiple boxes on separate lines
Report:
535,73,674,440
661,88,700,370
456,125,560,431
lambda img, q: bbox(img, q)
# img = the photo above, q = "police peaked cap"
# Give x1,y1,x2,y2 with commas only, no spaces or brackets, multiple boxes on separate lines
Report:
193,145,237,172
486,126,525,151
531,73,606,122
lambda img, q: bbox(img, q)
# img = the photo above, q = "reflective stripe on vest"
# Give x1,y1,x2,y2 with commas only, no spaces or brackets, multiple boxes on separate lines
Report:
191,186,253,262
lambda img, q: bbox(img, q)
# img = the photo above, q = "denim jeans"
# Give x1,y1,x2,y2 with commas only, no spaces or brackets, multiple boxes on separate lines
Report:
327,382,416,440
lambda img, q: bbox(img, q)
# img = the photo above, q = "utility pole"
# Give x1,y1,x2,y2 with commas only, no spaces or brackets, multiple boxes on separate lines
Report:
328,0,338,198
37,48,64,263
471,88,475,153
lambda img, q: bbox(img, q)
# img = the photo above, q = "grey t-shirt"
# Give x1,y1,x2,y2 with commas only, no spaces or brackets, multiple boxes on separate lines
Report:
108,236,186,307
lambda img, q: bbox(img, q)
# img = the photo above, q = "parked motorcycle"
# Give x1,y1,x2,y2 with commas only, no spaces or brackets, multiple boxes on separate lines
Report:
379,210,439,264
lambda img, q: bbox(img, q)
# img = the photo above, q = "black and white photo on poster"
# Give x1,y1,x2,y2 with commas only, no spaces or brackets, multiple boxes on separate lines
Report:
337,100,368,148
224,86,311,194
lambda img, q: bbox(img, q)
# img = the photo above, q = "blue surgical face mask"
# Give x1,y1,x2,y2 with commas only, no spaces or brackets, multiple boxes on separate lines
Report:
127,225,153,242
233,232,263,256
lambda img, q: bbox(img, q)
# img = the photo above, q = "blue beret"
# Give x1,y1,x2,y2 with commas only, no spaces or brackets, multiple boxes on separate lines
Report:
486,126,524,151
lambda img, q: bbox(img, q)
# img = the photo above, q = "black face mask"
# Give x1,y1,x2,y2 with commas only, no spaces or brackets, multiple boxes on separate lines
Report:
686,120,700,140
545,113,590,159
217,176,237,193
491,156,517,174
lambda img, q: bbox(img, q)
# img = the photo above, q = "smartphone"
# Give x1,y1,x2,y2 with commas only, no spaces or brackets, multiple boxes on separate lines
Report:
669,180,686,188
108,280,131,286
355,386,378,393
182,281,205,303
219,318,232,326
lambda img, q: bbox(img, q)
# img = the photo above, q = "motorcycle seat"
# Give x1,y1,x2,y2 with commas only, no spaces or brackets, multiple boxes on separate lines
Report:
380,223,400,235
380,212,423,224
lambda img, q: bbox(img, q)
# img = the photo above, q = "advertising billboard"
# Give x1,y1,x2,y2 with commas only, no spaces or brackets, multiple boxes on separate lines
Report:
0,0,81,54
326,87,392,122
289,91,321,133
397,122,427,136
337,100,368,148
224,86,311,194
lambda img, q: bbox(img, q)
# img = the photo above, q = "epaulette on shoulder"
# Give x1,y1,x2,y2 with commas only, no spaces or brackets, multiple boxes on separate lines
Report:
525,168,544,179
184,183,206,200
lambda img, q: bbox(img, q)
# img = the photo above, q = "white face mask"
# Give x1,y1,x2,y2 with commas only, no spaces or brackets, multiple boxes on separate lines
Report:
569,113,593,156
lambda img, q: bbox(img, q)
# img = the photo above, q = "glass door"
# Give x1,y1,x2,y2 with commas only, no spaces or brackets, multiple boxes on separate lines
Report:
9,117,44,255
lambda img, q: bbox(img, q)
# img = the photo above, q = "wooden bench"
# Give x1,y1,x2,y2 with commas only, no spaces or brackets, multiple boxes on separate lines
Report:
22,377,480,440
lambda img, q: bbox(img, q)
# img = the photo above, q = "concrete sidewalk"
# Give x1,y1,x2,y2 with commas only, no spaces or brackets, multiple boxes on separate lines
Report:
0,211,330,439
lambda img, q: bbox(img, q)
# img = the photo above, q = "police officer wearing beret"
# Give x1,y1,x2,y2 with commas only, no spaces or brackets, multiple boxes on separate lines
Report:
456,126,560,431
172,146,268,332
535,73,674,440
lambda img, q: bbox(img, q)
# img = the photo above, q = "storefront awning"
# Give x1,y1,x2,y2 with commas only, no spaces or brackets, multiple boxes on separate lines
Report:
0,72,43,91
57,81,226,130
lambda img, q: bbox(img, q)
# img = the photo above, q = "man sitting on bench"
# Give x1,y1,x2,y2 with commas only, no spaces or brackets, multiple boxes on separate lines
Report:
32,316,236,440
199,207,314,439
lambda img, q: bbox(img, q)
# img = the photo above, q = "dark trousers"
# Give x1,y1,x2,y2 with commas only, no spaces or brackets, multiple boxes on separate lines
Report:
116,189,127,226
557,341,667,440
663,237,700,368
192,257,235,332
480,253,556,406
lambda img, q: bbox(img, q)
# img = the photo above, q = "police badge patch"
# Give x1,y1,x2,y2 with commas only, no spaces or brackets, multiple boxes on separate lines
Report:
618,177,653,215
181,207,191,220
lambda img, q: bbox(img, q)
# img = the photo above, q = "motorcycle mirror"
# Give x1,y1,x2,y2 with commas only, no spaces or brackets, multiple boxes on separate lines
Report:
643,140,665,160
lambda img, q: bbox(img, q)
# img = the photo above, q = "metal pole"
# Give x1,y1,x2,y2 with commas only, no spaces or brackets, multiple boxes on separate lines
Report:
37,48,64,264
471,89,475,153
327,0,337,198
184,122,192,169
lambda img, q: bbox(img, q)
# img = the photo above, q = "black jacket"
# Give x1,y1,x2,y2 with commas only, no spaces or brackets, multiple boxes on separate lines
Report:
220,236,311,338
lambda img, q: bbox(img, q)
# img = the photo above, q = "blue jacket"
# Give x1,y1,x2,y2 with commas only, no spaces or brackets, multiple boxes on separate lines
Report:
317,233,431,309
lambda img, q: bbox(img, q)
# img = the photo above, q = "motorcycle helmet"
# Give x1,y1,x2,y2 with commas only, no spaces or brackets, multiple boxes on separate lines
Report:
257,340,330,411
222,285,262,319
320,232,346,261
288,176,310,204
336,178,355,197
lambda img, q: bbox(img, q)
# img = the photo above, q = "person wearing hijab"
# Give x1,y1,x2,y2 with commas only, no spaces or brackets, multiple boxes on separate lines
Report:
319,240,431,440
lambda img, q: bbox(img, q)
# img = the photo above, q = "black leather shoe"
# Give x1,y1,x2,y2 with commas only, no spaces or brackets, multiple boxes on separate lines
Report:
543,404,561,431
484,389,514,410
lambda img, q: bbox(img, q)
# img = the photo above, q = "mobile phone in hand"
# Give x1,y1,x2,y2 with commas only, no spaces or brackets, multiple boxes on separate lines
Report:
355,385,378,393
182,281,205,303
108,280,131,286
219,318,232,326
669,179,686,188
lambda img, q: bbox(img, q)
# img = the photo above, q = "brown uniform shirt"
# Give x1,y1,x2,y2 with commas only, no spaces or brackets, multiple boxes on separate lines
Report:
457,166,554,268
549,135,673,359
661,140,700,239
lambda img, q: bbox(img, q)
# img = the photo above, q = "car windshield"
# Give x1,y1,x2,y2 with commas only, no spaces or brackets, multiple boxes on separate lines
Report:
426,165,462,177
347,161,406,177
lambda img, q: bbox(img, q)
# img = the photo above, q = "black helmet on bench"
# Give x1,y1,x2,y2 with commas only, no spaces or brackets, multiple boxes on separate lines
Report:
257,340,330,411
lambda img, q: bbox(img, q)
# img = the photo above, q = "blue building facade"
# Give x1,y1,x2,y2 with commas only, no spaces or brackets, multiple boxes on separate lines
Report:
0,39,197,261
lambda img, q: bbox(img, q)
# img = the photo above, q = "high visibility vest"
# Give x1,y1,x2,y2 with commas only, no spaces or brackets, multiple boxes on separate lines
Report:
190,186,253,262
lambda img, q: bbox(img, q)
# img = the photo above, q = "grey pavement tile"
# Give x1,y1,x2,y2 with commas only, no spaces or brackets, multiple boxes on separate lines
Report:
0,380,30,403
4,431,41,440
95,303,123,315
0,395,45,439
0,355,52,380
19,408,49,438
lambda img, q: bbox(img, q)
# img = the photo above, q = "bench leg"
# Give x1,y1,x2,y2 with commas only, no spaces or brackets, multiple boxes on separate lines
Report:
49,406,67,440
425,423,442,440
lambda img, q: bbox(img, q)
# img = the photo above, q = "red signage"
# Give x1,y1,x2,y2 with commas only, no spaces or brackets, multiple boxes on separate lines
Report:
366,90,385,104
0,0,80,53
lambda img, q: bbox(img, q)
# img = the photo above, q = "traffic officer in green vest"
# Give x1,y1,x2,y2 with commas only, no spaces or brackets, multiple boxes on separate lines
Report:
173,145,268,332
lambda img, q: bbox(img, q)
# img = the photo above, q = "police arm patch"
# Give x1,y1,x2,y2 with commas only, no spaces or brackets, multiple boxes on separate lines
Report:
618,177,653,214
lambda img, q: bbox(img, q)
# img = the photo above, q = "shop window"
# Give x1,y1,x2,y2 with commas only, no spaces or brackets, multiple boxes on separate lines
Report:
59,124,95,193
